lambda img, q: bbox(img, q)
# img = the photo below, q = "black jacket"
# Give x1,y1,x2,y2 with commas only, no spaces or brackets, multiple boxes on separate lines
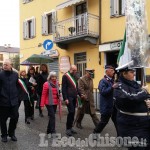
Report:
0,70,19,107
114,76,148,113
37,72,48,96
62,72,78,101
19,77,32,101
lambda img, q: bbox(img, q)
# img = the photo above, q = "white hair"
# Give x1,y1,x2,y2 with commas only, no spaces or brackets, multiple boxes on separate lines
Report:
47,71,57,80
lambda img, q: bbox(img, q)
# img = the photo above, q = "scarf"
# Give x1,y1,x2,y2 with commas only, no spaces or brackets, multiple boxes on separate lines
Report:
48,81,59,106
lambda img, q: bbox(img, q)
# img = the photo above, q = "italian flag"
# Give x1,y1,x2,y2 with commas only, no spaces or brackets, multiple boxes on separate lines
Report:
117,30,131,67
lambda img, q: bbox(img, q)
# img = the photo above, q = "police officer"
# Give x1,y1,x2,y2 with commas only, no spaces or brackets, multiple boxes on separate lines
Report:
114,62,150,149
93,65,117,134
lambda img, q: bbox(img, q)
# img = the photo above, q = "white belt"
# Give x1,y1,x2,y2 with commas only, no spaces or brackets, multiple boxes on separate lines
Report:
119,110,149,116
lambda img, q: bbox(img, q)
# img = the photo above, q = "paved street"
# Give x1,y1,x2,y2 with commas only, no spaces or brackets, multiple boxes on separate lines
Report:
0,103,127,150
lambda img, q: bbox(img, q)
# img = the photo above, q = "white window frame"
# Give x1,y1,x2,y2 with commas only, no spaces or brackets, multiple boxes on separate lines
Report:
110,0,125,17
23,17,36,40
42,9,57,36
23,0,33,4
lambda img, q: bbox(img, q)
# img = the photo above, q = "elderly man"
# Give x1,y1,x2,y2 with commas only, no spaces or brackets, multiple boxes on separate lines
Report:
76,68,99,129
0,59,19,142
62,65,78,136
93,65,117,135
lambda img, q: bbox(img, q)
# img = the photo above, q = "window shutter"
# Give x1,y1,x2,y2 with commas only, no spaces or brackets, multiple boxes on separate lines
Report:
110,0,115,16
31,17,36,38
23,21,29,39
121,0,125,15
115,0,119,15
42,14,48,35
52,10,57,33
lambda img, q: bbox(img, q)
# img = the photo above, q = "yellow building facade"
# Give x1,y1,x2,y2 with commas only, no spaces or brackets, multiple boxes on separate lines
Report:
20,0,150,88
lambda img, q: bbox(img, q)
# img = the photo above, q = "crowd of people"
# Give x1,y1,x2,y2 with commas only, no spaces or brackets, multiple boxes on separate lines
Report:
0,59,150,149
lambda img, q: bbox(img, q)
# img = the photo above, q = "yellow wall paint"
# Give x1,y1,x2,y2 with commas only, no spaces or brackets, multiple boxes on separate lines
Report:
20,0,150,89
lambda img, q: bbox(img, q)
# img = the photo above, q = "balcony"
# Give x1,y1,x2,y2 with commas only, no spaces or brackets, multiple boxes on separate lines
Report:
54,13,99,49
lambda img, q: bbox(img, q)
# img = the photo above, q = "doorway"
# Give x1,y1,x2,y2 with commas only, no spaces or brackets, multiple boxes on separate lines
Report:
106,51,119,68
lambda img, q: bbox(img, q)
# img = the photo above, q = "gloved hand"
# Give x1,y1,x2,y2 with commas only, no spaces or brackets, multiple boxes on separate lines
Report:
145,100,150,108
142,85,149,93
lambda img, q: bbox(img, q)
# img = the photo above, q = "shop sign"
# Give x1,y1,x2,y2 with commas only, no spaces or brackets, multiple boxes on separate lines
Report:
59,56,71,73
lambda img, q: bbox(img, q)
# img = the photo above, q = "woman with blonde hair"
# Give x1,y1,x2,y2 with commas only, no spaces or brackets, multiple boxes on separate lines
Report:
40,71,59,134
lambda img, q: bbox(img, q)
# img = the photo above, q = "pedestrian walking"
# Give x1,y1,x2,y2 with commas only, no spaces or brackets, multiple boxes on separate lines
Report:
0,59,19,142
62,65,78,136
114,62,150,150
27,67,38,120
75,68,99,129
93,65,117,135
40,71,59,134
18,70,32,124
37,64,48,117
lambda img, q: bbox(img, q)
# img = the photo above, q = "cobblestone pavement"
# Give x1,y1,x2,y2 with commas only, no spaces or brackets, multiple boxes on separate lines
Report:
0,103,127,150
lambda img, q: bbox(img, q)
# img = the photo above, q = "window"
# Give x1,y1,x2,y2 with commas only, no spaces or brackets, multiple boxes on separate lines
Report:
0,54,3,61
74,52,87,77
23,17,36,40
23,0,33,4
110,0,125,17
42,10,56,36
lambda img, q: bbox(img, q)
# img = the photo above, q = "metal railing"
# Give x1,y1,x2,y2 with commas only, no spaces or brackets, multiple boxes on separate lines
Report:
54,13,99,42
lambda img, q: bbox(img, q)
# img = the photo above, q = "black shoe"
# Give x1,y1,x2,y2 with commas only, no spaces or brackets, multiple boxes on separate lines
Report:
66,129,73,136
39,113,44,117
10,135,17,141
1,136,7,142
71,128,77,134
76,123,83,129
25,119,30,124
30,115,34,120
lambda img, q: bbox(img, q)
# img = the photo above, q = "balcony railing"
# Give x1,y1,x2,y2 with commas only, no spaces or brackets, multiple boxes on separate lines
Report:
54,13,99,42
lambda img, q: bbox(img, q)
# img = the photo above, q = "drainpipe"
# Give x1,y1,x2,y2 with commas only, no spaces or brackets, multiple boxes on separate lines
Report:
99,0,102,44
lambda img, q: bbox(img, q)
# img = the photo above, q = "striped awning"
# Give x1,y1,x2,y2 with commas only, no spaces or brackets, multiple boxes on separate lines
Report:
56,0,85,10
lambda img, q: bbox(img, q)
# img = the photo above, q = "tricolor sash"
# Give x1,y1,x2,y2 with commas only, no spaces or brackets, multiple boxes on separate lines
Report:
65,72,77,89
18,79,32,106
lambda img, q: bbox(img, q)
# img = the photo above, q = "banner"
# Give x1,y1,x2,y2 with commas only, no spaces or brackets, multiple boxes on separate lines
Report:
126,0,150,68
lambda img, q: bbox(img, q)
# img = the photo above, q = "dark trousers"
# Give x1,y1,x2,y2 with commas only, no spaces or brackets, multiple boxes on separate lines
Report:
38,94,43,114
46,105,57,134
66,98,76,130
0,105,19,137
94,107,118,134
24,100,31,119
28,100,34,117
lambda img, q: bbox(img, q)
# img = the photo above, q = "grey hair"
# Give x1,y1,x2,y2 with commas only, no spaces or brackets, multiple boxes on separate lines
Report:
47,71,57,80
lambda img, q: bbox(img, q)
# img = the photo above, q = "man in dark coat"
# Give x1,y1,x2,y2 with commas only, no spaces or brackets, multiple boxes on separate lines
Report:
0,59,19,142
62,65,78,136
93,65,117,135
75,69,99,129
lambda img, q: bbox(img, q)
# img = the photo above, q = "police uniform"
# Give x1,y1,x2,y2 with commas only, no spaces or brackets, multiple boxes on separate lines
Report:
93,65,117,134
114,63,150,149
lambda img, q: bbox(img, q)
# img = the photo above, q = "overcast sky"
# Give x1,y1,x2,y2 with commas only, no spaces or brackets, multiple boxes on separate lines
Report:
0,0,19,47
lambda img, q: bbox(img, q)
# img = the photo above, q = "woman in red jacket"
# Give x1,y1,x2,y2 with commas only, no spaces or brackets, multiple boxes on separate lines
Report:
40,71,59,134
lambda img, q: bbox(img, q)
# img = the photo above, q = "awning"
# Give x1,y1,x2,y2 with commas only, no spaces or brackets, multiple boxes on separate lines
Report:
56,0,85,10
